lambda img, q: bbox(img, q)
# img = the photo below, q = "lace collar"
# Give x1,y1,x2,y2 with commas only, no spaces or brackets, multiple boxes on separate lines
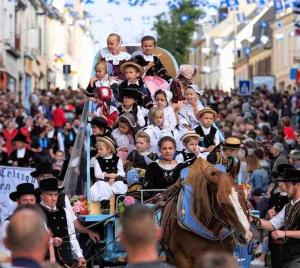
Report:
100,48,130,64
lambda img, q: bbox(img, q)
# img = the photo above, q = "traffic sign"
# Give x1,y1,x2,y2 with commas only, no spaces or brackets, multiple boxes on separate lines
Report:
238,80,251,95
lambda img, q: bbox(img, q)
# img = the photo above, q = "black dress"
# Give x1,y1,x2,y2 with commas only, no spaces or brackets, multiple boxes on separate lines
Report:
143,161,183,190
133,55,171,81
127,150,158,170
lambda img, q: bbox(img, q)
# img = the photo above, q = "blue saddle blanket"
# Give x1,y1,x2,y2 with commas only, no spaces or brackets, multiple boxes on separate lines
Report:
177,183,231,240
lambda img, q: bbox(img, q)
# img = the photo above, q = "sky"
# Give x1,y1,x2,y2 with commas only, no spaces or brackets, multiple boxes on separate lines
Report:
85,0,171,49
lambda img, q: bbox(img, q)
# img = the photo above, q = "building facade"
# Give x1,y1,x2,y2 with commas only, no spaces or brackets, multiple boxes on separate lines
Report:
0,0,94,107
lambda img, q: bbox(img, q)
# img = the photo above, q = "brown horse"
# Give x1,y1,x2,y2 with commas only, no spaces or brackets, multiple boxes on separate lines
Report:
160,158,251,268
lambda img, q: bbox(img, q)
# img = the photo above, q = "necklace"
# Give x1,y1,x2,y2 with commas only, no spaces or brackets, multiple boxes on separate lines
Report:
161,159,174,165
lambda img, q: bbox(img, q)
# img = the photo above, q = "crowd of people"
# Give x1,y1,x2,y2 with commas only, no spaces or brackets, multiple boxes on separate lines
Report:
0,32,300,267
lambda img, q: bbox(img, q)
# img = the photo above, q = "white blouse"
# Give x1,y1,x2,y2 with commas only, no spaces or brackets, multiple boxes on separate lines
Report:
100,48,131,65
163,106,177,131
112,128,135,152
92,154,125,180
178,103,199,130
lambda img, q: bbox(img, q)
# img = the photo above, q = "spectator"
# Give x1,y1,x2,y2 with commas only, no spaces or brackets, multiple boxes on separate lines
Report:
289,149,300,169
270,142,288,177
9,132,35,167
246,155,269,193
3,205,49,268
120,204,174,268
2,120,18,155
52,103,66,129
39,178,86,267
0,183,39,259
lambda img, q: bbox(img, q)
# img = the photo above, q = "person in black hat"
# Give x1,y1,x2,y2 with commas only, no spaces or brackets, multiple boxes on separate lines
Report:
118,87,147,128
0,183,38,258
39,178,86,267
89,116,109,158
253,169,300,268
31,162,100,243
30,161,60,179
267,164,293,268
9,132,35,167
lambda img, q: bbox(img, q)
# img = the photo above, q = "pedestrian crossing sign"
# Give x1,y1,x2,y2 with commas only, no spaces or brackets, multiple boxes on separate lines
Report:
238,80,251,95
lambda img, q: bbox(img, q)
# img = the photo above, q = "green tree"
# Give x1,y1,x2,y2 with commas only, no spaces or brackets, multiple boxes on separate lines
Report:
153,0,203,64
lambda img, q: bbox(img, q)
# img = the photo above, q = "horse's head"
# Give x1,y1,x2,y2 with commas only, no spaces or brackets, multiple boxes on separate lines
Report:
187,158,251,242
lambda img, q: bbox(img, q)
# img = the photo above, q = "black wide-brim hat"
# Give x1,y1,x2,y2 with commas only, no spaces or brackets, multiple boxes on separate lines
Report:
30,162,60,178
89,116,107,129
276,169,300,183
122,87,139,100
12,132,28,143
39,178,61,192
272,164,295,179
9,183,38,201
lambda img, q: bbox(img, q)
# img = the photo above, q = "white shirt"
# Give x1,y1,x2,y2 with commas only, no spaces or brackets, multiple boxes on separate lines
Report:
163,106,177,131
120,105,146,127
112,128,135,152
198,123,221,151
64,195,77,222
175,149,201,164
178,104,199,130
16,148,26,158
40,202,83,259
92,154,125,180
143,125,162,154
56,132,65,153
270,199,300,230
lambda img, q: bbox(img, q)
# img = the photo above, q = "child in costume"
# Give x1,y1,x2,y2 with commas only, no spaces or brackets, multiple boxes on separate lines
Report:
207,137,244,179
142,107,180,154
98,33,130,80
132,35,170,96
125,131,158,185
142,107,165,154
92,86,118,129
86,60,114,97
90,136,127,212
175,131,201,167
154,89,176,131
112,113,136,162
117,87,146,128
118,61,153,109
194,107,221,158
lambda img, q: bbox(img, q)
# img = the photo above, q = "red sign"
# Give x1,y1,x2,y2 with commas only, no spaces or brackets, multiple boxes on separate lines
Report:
297,70,300,85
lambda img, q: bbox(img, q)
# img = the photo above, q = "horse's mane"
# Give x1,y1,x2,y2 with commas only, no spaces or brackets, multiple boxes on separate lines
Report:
187,158,234,226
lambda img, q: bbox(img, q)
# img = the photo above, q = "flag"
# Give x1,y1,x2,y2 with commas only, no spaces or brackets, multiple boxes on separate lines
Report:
107,0,120,4
64,0,74,8
167,0,182,9
128,0,149,6
273,0,283,13
236,12,246,23
226,0,239,8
